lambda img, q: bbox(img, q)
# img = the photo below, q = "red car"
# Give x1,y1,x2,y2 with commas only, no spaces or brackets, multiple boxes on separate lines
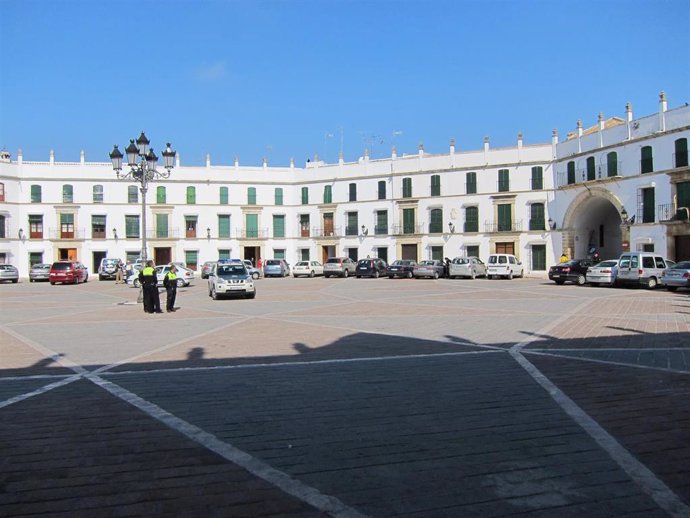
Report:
49,261,89,285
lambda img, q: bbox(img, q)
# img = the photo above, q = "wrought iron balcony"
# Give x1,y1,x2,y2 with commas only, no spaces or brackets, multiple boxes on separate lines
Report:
483,220,523,233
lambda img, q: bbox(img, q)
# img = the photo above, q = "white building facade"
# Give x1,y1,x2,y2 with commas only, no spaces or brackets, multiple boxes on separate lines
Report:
1,92,688,278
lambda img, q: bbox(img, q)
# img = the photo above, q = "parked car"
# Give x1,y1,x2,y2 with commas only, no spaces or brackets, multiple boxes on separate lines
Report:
661,260,690,291
586,259,619,286
29,263,52,282
293,260,324,277
324,257,357,278
0,264,19,283
201,261,216,279
386,259,417,279
49,261,89,285
208,262,256,299
486,254,524,280
98,258,123,281
449,257,486,279
242,260,263,280
356,258,387,278
129,264,194,288
264,259,290,277
616,252,670,289
413,260,445,279
548,259,594,285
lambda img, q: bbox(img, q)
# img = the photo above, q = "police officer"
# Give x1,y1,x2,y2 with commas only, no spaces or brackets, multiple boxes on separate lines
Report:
139,260,162,314
163,264,178,312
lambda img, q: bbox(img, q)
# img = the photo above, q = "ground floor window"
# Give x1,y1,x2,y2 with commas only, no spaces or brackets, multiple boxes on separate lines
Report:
218,249,231,260
273,249,285,259
466,245,479,258
640,243,655,252
431,245,444,261
29,252,43,266
376,247,388,262
531,245,546,271
0,252,7,264
126,251,140,264
300,249,310,261
185,250,199,271
495,242,515,255
347,247,358,261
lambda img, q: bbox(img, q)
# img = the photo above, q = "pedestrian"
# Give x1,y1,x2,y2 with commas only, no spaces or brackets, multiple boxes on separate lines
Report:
444,257,451,278
115,259,124,284
163,264,178,312
139,260,162,314
560,253,568,263
257,257,263,271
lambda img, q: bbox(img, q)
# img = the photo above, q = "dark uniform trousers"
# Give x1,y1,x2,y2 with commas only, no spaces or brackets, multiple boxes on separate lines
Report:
139,268,161,313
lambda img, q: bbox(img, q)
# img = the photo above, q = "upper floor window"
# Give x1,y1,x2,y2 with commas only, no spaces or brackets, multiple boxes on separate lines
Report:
567,161,576,184
92,215,106,239
218,214,231,238
346,212,358,236
323,185,332,204
125,215,140,238
0,215,5,239
675,138,688,168
157,186,166,204
128,185,138,204
60,212,75,238
349,183,357,202
31,185,42,203
531,167,543,190
430,175,441,196
529,203,545,230
301,186,308,205
0,182,4,202
92,184,104,203
378,180,386,200
186,186,196,204
641,146,654,174
248,187,257,205
185,216,197,238
498,169,509,192
639,187,655,223
464,206,478,232
62,184,74,203
466,172,477,194
607,152,618,177
275,187,284,205
402,177,412,198
273,214,285,238
429,208,443,233
29,214,43,239
586,156,596,181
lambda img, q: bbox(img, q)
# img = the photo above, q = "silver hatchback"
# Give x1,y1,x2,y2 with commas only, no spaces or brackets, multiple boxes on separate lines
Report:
324,257,357,278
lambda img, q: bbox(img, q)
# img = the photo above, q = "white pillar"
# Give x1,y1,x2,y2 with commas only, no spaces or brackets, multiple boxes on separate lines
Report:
80,150,85,165
206,153,211,167
659,91,667,132
391,146,397,160
577,120,583,153
551,129,558,160
49,149,55,165
598,112,605,147
626,102,633,140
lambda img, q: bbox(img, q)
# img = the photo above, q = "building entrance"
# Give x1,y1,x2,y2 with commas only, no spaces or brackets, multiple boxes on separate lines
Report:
154,247,171,265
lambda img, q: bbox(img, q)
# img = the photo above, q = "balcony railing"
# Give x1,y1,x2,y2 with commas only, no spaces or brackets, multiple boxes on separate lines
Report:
236,228,269,239
528,218,546,231
484,220,523,233
345,225,359,236
674,151,689,168
556,162,622,188
374,225,388,235
392,223,425,235
659,203,689,222
311,227,341,238
149,228,181,239
48,228,87,240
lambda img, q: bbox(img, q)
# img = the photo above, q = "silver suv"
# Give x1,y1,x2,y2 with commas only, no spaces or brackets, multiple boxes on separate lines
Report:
98,258,122,281
617,252,670,289
324,257,357,278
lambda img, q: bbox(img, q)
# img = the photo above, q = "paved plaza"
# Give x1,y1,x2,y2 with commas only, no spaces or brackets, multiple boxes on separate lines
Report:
1,275,689,517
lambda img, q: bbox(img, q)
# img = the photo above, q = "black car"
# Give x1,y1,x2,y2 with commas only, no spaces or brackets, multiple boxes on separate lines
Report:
356,258,388,278
548,259,593,285
386,259,417,279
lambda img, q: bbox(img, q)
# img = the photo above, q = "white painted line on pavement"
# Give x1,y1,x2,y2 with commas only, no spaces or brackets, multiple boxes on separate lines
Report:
88,374,369,518
0,374,83,409
522,349,690,375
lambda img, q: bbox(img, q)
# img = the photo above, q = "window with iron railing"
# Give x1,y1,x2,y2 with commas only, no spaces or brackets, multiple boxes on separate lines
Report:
529,203,545,230
567,161,576,185
29,214,43,239
403,208,415,233
125,215,140,238
586,157,596,181
464,206,478,232
375,210,388,234
675,138,688,168
497,204,512,231
185,216,197,238
60,213,74,238
498,169,509,192
429,208,443,233
641,146,654,174
92,215,106,239
156,214,169,238
218,215,230,238
346,212,358,236
607,152,619,177
531,167,543,190
273,215,285,238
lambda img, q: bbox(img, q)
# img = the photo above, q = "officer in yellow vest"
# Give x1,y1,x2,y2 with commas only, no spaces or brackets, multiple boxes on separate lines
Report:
163,264,178,312
138,260,162,313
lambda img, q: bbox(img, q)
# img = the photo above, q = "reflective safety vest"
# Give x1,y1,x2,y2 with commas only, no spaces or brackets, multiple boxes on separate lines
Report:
142,266,155,276
166,271,177,281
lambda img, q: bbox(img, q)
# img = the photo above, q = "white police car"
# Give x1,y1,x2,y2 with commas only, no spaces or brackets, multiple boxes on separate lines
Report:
208,261,256,299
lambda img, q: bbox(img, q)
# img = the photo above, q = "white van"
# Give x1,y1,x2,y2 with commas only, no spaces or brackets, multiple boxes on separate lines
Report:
486,254,524,280
616,252,670,289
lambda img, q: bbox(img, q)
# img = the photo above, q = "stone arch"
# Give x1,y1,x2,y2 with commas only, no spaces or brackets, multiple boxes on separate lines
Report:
561,187,627,260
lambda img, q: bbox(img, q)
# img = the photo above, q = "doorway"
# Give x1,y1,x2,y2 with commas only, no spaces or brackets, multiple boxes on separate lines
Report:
59,248,77,261
154,247,172,265
92,251,106,273
401,244,418,261
676,235,690,260
322,245,335,263
495,242,515,255
243,246,261,265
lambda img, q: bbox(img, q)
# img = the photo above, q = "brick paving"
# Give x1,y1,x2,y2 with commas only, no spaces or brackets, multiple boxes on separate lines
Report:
1,278,689,517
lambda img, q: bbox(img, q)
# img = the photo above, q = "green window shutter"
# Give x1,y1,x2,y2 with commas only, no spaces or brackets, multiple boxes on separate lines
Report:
274,249,285,260
128,186,138,203
586,157,596,180
246,214,258,237
531,167,543,190
431,246,443,261
530,203,545,230
185,251,198,270
31,185,42,203
678,181,690,209
248,187,257,205
186,186,196,204
378,181,386,200
607,152,618,177
497,204,512,231
531,245,546,271
376,210,388,234
156,214,168,238
275,188,283,205
431,175,441,196
675,138,688,168
219,186,229,204
218,215,230,238
429,208,443,233
498,170,509,192
349,183,357,202
466,245,479,258
60,213,74,225
642,188,655,223
346,212,358,235
466,172,477,194
464,206,478,232
402,178,412,198
157,186,166,204
218,249,231,260
63,184,73,203
641,146,654,173
92,215,106,226
301,187,308,205
125,215,140,238
273,215,285,238
323,185,332,204
403,208,415,233
567,161,576,184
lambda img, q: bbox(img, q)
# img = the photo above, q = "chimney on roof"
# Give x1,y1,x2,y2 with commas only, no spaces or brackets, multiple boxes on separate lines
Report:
262,157,267,169
577,120,583,153
659,91,667,132
598,113,605,147
234,155,239,169
418,142,424,157
49,149,55,165
290,157,295,170
18,148,23,165
551,129,558,160
483,136,490,152
517,132,523,150
449,138,455,155
80,150,85,165
339,150,344,165
206,153,211,167
391,145,397,160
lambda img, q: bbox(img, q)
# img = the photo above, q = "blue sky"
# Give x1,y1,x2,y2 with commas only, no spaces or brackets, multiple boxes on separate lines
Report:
1,0,688,166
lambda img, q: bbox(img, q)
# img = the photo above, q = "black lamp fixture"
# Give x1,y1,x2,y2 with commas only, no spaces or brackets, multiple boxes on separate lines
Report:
113,228,118,239
448,222,455,233
621,207,628,223
548,217,554,230
207,227,211,239
18,228,25,240
361,225,368,236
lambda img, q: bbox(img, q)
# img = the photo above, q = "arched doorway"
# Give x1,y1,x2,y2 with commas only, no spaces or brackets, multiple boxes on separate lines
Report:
562,188,627,260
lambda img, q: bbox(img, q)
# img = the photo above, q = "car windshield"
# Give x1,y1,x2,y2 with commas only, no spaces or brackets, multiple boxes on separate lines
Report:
295,261,308,267
266,260,280,265
326,258,341,264
217,265,246,277
596,260,618,267
672,261,690,269
453,258,469,264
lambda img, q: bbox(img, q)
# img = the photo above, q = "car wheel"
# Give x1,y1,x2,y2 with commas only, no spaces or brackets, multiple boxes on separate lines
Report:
507,271,513,280
252,272,260,279
246,291,256,299
576,274,586,286
388,275,394,279
177,278,185,288
433,272,439,279
309,270,315,278
555,280,565,285
211,287,219,300
373,271,379,278
133,278,140,288
325,274,330,278
666,286,678,292
470,270,476,280
590,282,599,287
343,270,349,278
646,277,658,289
406,271,413,279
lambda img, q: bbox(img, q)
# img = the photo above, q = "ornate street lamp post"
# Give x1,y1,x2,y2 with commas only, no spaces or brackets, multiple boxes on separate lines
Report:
109,133,175,299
